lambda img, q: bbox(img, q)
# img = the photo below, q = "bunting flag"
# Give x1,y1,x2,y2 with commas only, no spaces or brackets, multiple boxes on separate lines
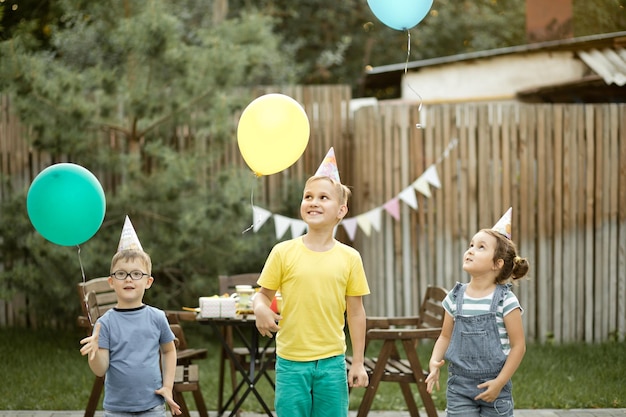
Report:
398,186,418,210
341,217,358,241
365,207,383,232
249,139,457,241
356,214,372,236
253,206,272,232
383,198,401,220
290,219,308,237
273,214,291,240
423,164,441,188
412,176,431,197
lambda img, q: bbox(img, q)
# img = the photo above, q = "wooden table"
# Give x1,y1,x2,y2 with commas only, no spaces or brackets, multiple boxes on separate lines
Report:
198,315,275,417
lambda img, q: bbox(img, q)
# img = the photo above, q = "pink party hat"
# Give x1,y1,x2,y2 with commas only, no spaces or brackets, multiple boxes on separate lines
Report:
117,216,144,252
314,147,341,182
492,207,512,239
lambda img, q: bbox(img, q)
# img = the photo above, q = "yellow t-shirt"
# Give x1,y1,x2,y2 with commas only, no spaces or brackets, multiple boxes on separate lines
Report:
258,237,370,361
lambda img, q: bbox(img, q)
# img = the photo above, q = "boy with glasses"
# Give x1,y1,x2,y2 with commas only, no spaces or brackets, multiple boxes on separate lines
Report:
80,216,181,416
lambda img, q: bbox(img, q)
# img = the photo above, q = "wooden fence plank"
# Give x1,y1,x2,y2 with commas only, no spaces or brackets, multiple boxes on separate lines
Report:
607,104,619,339
518,105,535,340
553,105,564,342
575,104,586,341
562,105,575,342
536,105,549,342
584,106,595,343
618,104,626,342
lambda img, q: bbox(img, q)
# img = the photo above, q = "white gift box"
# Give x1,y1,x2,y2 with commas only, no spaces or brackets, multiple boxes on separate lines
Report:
199,297,237,318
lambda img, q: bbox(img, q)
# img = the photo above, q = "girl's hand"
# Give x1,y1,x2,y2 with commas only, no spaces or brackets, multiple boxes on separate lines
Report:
155,386,182,415
426,358,445,393
475,379,504,403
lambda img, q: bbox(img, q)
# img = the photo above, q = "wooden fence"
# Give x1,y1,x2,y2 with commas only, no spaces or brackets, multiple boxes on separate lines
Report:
1,89,625,343
351,102,626,344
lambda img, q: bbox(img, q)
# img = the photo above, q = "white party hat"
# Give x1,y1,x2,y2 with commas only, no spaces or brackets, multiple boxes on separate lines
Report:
117,215,144,252
492,207,512,239
314,147,341,182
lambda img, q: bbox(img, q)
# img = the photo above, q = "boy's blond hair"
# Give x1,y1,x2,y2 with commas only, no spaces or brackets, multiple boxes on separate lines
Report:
110,249,152,275
305,175,351,205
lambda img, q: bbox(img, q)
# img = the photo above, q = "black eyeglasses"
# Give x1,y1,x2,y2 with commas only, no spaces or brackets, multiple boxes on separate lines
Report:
110,270,149,281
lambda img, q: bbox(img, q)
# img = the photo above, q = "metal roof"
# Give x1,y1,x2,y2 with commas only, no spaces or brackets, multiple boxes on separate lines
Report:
578,47,626,86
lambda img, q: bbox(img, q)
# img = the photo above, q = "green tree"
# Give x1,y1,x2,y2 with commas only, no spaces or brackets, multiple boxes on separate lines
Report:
573,0,626,36
0,0,298,326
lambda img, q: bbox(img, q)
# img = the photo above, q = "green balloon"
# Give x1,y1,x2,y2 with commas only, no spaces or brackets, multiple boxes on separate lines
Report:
27,163,106,246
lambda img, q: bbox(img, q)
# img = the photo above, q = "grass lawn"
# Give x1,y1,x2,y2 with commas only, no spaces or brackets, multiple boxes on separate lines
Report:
0,324,623,411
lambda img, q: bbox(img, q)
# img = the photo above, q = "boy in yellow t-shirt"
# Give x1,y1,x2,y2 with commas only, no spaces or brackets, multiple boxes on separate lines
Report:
254,148,370,417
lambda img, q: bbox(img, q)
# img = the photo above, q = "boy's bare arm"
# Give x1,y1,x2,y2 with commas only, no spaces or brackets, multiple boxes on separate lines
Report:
157,340,181,415
346,295,369,387
79,322,109,377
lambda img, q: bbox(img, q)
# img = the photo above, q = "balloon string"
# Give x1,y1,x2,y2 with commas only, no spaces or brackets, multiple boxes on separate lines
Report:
242,172,259,234
404,30,424,129
77,244,94,326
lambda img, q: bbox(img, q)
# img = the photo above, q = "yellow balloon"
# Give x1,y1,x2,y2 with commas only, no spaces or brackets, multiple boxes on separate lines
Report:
237,94,310,176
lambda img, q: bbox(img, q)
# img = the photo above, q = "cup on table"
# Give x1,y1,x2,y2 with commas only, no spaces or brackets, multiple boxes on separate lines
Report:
235,285,254,310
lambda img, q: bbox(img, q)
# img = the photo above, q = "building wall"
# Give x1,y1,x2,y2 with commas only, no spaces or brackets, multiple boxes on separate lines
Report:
402,51,587,103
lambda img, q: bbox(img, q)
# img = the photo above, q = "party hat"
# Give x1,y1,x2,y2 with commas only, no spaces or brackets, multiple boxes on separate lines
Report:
117,215,144,252
492,207,512,239
314,147,341,182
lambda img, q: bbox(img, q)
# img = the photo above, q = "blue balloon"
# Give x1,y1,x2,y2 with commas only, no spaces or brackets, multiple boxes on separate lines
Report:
27,163,106,246
367,0,433,31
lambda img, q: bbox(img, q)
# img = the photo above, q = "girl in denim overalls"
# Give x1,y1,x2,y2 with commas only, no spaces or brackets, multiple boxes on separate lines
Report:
426,222,530,417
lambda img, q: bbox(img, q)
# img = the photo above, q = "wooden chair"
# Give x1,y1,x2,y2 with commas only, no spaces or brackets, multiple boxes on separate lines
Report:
346,285,448,417
217,273,276,413
77,277,209,417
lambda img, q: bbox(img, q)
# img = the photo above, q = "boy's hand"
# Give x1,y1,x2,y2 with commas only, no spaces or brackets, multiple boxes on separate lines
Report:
155,386,181,415
79,322,101,360
348,362,369,388
254,304,281,338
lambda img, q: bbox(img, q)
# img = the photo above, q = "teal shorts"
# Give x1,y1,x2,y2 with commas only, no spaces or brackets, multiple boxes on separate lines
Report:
275,354,348,417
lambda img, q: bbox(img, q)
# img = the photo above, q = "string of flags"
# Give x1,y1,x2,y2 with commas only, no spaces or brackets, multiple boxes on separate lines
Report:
251,139,459,242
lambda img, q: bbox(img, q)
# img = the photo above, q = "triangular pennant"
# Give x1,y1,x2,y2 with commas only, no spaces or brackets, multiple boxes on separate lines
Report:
492,207,512,239
273,214,291,240
398,186,418,210
252,206,272,232
341,217,358,241
365,207,383,232
314,147,341,182
356,214,372,237
423,165,441,188
117,216,143,252
290,219,308,238
383,198,401,220
412,176,432,198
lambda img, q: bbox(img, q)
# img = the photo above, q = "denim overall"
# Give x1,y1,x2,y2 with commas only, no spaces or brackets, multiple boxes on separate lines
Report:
444,283,514,417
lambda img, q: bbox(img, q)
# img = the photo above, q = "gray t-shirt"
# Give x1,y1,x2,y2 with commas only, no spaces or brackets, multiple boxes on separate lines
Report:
97,305,175,412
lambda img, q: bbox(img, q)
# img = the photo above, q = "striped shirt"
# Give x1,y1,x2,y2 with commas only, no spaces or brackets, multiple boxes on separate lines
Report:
443,288,523,355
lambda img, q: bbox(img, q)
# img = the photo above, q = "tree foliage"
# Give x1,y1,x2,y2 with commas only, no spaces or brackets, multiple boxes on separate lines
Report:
0,0,297,325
